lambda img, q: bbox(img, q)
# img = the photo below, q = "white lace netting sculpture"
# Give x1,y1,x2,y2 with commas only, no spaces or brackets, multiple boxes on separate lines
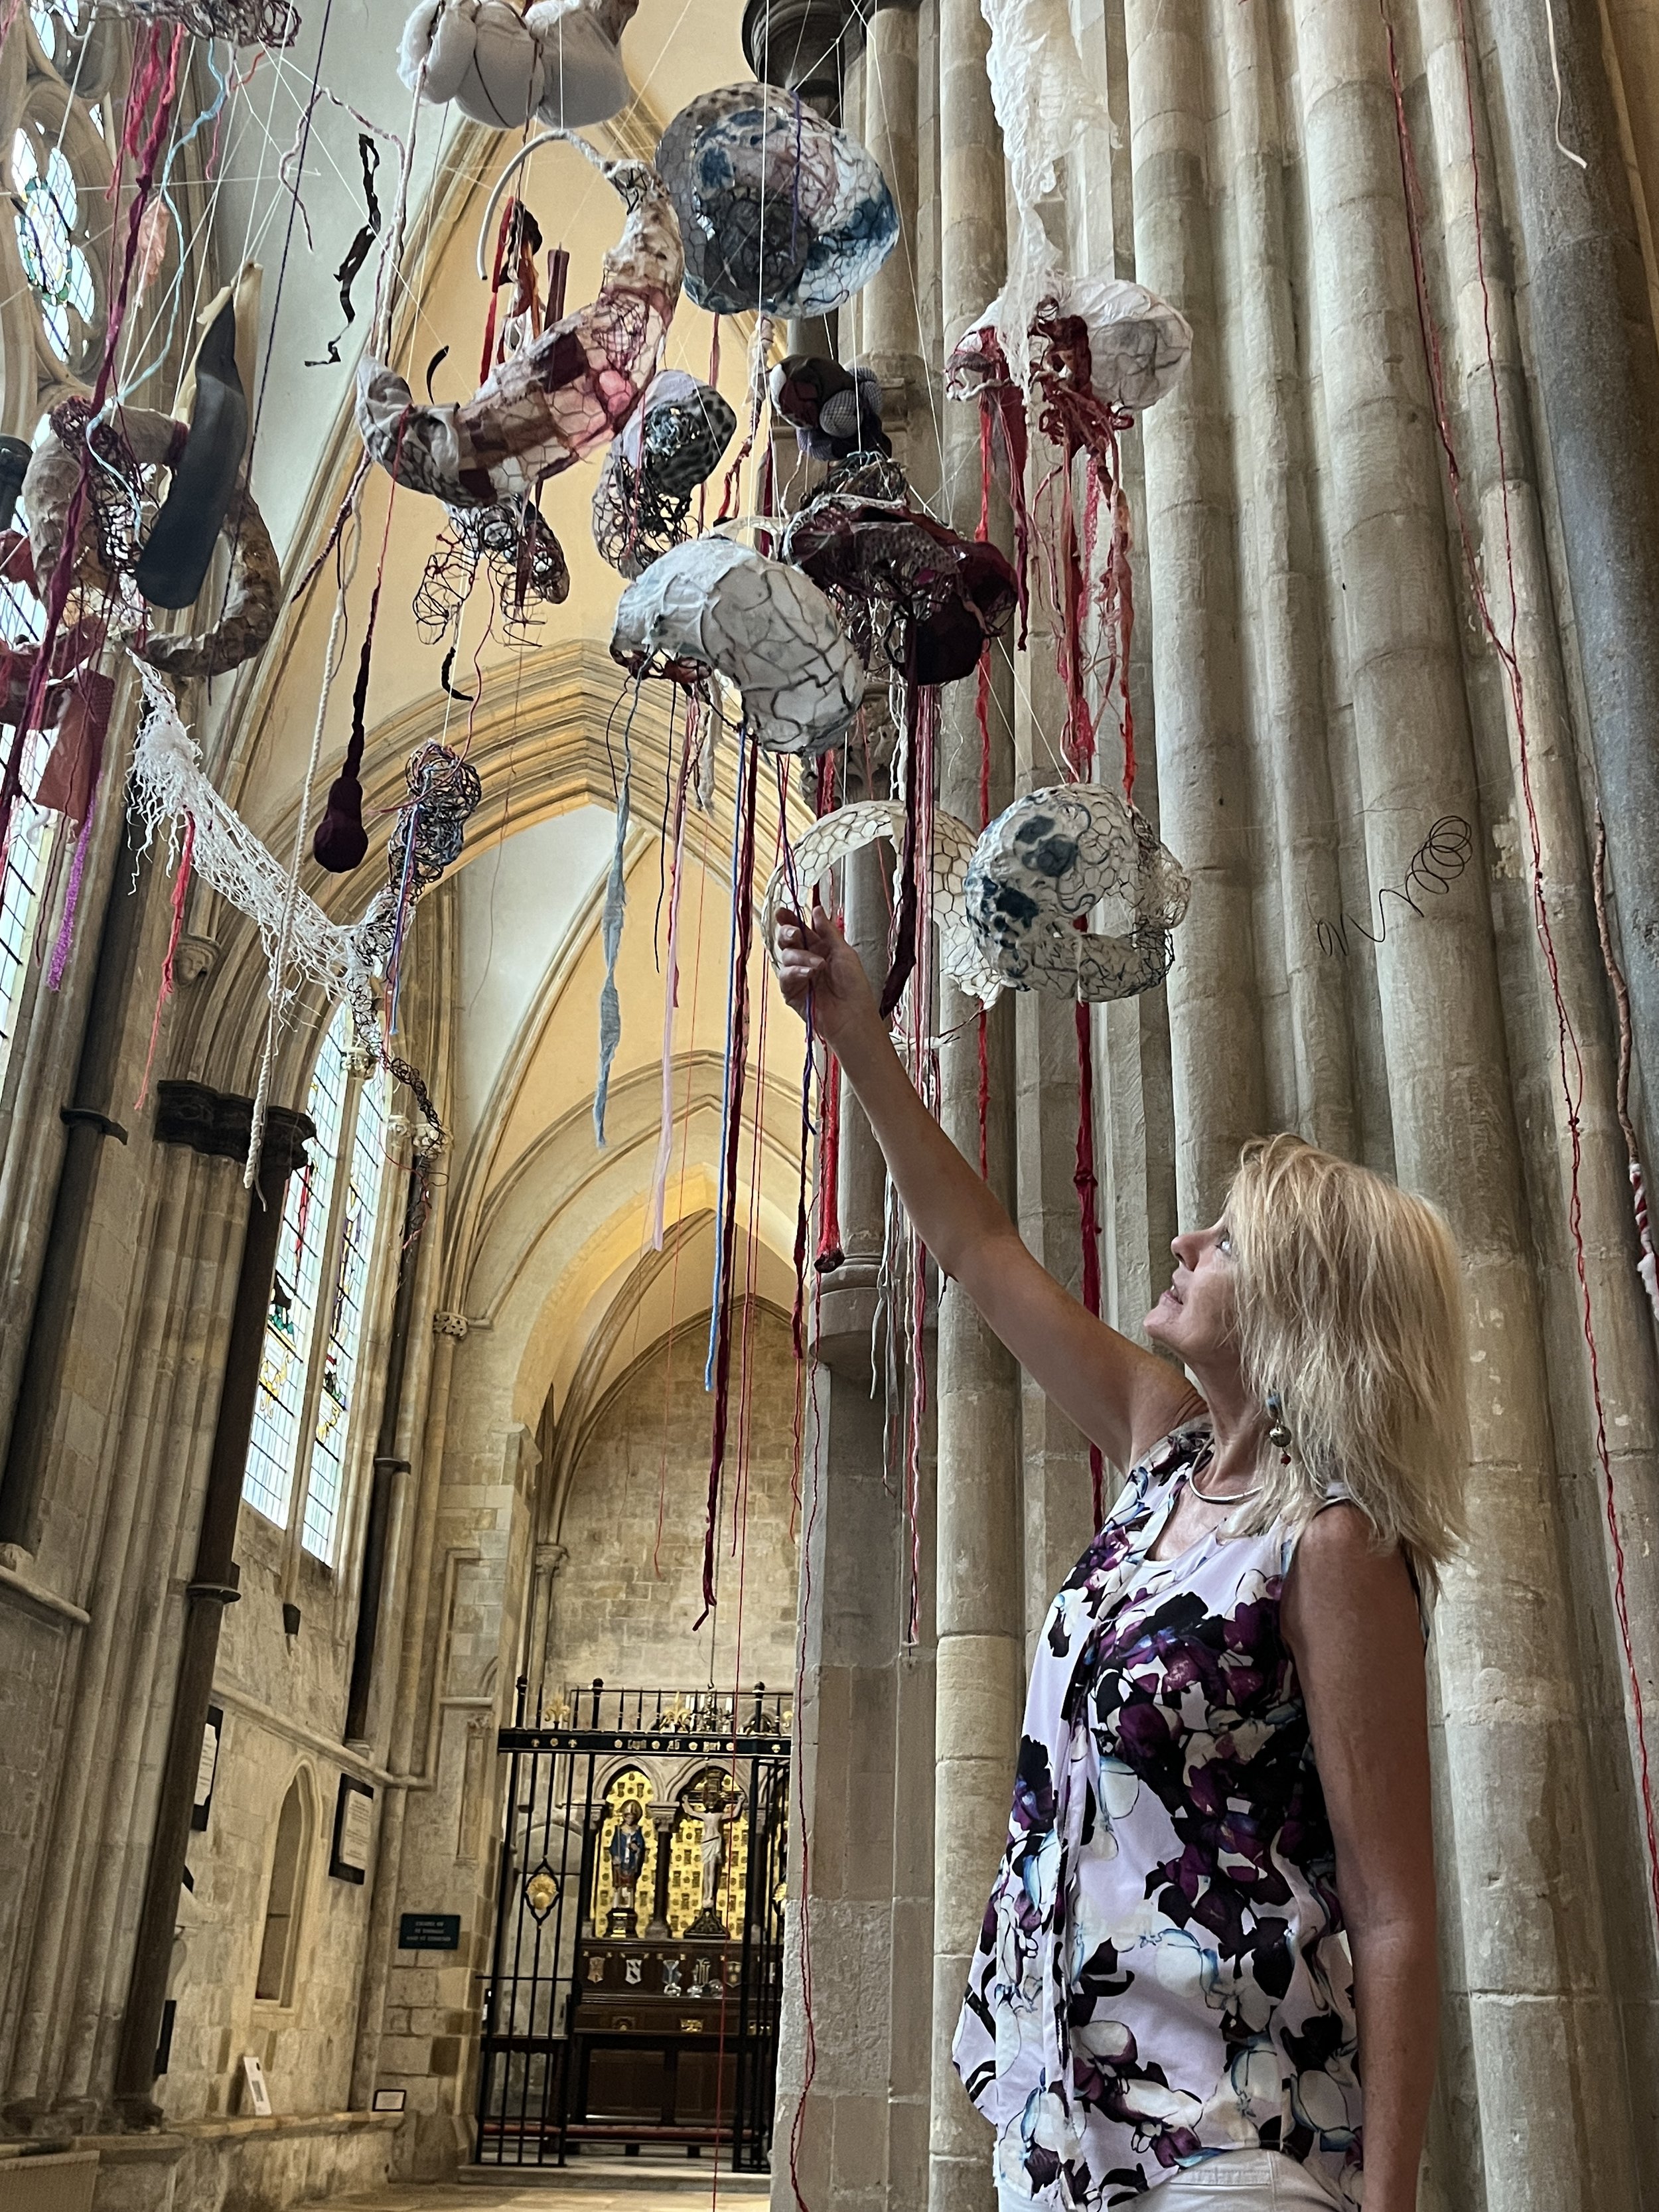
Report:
964,784,1190,999
760,800,1003,1007
609,535,863,757
976,0,1113,375
127,671,395,1053
399,0,636,129
950,275,1192,417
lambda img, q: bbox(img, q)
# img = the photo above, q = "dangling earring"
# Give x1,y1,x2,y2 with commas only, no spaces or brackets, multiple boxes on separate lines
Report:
1265,1392,1293,1463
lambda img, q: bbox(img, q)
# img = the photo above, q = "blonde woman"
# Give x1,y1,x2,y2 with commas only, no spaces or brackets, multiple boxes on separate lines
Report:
776,905,1468,2212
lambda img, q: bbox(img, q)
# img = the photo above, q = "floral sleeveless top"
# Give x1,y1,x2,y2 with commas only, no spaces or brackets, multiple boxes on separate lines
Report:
952,1423,1362,2207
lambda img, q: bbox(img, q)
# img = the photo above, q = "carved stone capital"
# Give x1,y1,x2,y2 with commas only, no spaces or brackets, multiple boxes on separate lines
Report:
536,1542,570,1578
433,1311,469,1340
173,936,217,986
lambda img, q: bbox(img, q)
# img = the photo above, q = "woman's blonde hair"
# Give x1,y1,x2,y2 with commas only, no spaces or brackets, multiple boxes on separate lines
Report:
1224,1134,1469,1580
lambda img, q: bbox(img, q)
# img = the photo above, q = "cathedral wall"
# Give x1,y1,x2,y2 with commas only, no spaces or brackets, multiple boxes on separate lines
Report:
545,1305,802,1702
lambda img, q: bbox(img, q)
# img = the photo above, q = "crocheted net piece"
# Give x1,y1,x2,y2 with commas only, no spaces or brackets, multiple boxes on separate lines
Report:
609,533,862,757
657,82,897,319
964,783,1190,1000
413,497,570,640
592,372,735,576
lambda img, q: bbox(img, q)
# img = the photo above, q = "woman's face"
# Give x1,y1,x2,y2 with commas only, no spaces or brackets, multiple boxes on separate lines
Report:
1145,1220,1239,1370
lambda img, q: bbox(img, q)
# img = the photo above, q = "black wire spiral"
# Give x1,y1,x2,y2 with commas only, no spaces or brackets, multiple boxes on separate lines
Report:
1314,816,1473,958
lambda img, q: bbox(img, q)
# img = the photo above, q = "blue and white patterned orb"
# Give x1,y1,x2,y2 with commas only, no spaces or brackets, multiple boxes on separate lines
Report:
657,82,900,319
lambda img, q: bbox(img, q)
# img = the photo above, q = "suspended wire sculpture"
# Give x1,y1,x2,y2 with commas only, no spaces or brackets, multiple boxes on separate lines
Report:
591,370,736,577
1312,815,1473,959
92,0,301,45
413,496,571,642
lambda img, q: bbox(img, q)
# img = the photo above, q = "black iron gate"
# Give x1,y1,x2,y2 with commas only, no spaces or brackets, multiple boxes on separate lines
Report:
474,1680,792,2169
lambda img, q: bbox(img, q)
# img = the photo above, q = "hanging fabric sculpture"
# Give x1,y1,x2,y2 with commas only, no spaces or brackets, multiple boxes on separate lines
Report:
22,398,279,682
357,153,681,506
399,0,636,130
760,798,1003,1006
591,370,736,577
413,496,571,640
657,83,899,320
610,534,862,757
134,297,248,612
0,438,31,534
784,488,1019,686
964,784,1189,999
97,0,300,42
770,355,890,462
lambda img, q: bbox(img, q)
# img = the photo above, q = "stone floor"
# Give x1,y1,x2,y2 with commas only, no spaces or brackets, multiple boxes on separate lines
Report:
339,2160,771,2210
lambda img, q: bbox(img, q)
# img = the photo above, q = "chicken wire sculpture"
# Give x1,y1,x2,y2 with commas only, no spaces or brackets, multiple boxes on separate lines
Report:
770,354,890,463
94,0,301,44
399,0,636,130
657,83,899,319
413,496,571,641
610,534,862,757
591,370,735,577
761,799,1004,1007
783,491,1019,686
23,400,279,682
358,155,681,506
964,784,1190,999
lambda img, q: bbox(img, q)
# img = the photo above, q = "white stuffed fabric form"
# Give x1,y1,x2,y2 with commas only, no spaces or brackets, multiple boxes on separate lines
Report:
611,536,863,757
400,0,634,129
1046,274,1192,411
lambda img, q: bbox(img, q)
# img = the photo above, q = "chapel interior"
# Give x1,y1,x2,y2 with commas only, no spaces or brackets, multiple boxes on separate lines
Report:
1,0,1658,2210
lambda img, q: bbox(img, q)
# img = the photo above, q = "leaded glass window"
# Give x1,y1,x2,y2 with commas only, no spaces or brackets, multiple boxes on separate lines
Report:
244,1006,393,1566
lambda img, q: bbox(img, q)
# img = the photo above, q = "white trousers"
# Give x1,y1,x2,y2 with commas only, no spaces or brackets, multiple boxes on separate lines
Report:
998,2149,1339,2209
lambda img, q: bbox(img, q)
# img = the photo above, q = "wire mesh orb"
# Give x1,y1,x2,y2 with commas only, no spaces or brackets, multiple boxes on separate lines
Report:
963,784,1190,1001
769,354,891,463
657,82,899,319
389,739,484,894
591,372,735,577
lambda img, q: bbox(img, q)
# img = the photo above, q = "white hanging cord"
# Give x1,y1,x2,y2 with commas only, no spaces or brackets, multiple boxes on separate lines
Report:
1540,0,1589,171
475,127,605,279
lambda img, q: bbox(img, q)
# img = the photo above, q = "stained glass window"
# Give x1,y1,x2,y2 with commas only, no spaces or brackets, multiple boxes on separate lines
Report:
11,129,96,363
242,1006,392,1564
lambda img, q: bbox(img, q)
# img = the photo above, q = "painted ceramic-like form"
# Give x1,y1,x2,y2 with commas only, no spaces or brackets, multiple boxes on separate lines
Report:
657,82,898,319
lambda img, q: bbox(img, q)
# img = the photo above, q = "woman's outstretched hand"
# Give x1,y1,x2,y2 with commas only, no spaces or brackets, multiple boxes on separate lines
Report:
774,902,879,1055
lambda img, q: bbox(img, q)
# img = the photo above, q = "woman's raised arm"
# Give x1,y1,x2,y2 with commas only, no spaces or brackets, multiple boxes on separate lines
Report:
775,901,1197,1473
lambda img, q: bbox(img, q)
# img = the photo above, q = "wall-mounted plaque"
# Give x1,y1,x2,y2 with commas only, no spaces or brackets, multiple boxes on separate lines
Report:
398,1911,461,1951
191,1706,223,1832
330,1775,375,1884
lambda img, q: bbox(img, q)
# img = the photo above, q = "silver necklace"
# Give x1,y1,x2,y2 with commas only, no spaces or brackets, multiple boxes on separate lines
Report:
1189,1462,1263,1507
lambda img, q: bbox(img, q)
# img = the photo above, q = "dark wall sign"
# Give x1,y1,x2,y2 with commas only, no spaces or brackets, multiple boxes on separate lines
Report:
398,1912,461,1951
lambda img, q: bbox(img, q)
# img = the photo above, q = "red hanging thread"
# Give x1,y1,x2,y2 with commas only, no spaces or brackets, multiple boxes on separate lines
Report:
698,737,760,1627
1591,812,1659,1325
1384,0,1659,1931
134,815,194,1111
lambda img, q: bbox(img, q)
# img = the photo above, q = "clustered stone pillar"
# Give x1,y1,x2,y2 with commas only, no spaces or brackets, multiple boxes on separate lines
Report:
928,1,1023,2208
1288,1,1638,2203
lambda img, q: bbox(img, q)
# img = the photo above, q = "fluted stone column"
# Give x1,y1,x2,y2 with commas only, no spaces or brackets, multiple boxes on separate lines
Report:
1290,2,1636,2203
929,7,1022,2212
1124,0,1267,1224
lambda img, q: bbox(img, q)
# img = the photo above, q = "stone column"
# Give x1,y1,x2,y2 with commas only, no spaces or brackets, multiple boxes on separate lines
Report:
929,6,1022,2211
1124,0,1267,1222
111,1086,315,2121
1291,1,1636,2203
1214,0,1355,1155
1479,0,1659,1180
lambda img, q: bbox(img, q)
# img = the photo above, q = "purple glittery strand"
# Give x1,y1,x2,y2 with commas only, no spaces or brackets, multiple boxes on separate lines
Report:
791,90,804,259
46,767,102,992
